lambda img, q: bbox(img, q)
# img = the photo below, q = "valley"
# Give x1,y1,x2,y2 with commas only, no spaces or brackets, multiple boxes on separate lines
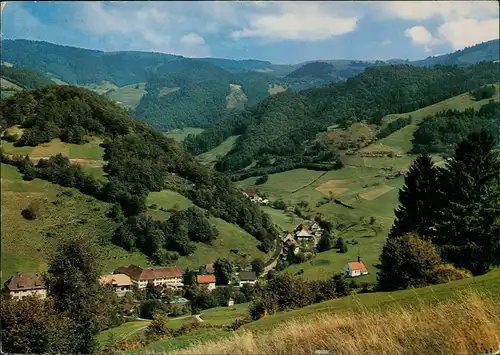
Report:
1,29,499,355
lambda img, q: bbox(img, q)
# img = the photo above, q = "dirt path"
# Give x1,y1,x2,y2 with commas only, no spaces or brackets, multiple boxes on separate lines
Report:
291,171,329,194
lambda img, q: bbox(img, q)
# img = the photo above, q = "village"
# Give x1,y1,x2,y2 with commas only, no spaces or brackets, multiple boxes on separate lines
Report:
3,211,368,307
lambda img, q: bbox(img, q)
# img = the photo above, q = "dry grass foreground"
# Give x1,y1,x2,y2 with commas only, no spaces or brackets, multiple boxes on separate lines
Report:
169,291,500,355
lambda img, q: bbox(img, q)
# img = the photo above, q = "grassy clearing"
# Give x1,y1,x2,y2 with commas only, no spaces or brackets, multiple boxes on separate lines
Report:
1,163,147,283
226,84,248,110
80,81,118,95
2,135,105,161
176,286,500,355
139,329,229,354
1,77,23,90
97,320,151,348
367,83,500,153
197,136,239,166
146,189,268,270
268,83,287,95
106,83,147,110
165,128,205,143
260,206,305,232
159,87,180,97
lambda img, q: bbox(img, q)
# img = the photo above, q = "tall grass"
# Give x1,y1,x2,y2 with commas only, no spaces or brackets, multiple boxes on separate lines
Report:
167,290,499,355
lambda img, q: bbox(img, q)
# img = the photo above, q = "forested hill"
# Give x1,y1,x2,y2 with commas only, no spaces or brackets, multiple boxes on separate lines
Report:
412,39,500,67
1,65,55,89
185,62,500,176
0,86,279,263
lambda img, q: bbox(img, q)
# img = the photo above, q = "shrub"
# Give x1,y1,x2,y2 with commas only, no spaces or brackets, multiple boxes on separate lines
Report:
426,264,471,284
139,300,168,319
255,174,269,185
21,203,40,220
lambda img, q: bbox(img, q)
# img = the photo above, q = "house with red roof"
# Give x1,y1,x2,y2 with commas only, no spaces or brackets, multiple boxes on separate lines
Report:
197,274,216,290
343,257,369,277
118,264,183,290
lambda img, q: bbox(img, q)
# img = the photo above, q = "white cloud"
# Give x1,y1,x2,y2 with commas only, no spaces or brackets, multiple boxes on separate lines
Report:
230,3,358,41
437,18,500,50
404,26,441,52
381,40,392,46
379,1,499,51
180,33,205,45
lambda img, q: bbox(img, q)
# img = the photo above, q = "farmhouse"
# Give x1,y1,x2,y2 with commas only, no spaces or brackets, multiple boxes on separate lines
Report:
343,257,369,277
294,220,323,245
284,238,300,255
238,271,257,287
118,264,183,289
4,272,47,300
197,274,216,291
243,189,264,204
99,274,133,296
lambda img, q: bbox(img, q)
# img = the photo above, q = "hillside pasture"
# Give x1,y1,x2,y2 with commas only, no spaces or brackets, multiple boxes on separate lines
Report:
159,87,180,97
146,189,267,269
268,83,287,95
1,163,148,282
106,83,147,110
226,83,248,110
197,135,239,166
166,127,205,143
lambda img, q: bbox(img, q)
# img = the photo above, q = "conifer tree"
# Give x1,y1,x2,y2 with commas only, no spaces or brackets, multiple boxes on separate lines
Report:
389,153,441,240
435,130,500,274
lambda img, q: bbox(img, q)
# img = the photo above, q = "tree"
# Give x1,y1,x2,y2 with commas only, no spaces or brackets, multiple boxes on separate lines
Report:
140,300,168,319
0,295,74,354
266,274,313,310
377,233,442,291
44,235,104,354
334,237,345,249
389,154,441,240
145,282,163,300
435,130,500,274
333,274,350,296
317,231,334,252
214,258,234,285
251,258,265,276
255,174,269,185
182,268,197,289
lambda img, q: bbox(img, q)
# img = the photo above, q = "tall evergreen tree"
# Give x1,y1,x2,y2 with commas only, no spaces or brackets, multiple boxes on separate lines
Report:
435,130,500,274
389,153,441,240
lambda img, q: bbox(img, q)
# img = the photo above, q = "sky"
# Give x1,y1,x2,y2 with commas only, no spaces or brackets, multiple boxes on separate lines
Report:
1,1,499,64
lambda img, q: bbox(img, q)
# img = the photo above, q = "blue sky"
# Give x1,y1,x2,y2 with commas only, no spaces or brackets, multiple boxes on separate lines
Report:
1,1,499,64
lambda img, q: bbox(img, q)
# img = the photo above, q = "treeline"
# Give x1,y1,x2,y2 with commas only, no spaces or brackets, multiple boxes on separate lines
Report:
114,208,218,264
412,101,500,155
185,62,500,175
377,116,412,139
378,130,500,291
0,85,277,257
1,66,55,90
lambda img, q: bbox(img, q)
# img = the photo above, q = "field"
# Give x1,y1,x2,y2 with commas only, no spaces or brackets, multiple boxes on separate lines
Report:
127,270,500,354
234,87,500,283
226,84,248,110
268,83,287,95
177,272,500,354
146,188,268,269
197,135,239,166
80,81,118,95
0,77,23,99
165,127,205,142
159,87,180,97
0,163,147,283
106,83,147,110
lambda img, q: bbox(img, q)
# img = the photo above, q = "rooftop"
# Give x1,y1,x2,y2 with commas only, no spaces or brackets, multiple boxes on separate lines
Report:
4,272,45,291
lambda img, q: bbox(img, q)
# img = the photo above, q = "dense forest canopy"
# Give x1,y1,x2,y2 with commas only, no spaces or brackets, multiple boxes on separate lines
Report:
412,101,500,155
1,65,55,89
1,86,278,261
186,62,500,177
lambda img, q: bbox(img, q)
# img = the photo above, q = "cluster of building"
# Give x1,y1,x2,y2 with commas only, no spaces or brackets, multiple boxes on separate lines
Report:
3,264,259,301
282,220,325,255
243,189,269,205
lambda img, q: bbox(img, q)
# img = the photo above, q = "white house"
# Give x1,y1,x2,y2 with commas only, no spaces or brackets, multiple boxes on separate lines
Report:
238,271,257,287
3,273,47,300
197,274,216,291
99,274,133,297
343,258,369,277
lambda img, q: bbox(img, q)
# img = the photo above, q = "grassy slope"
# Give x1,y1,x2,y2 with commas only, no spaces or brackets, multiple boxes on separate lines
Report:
129,269,500,354
106,83,147,110
165,128,205,143
1,163,148,282
197,135,239,166
146,189,268,269
236,86,499,284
